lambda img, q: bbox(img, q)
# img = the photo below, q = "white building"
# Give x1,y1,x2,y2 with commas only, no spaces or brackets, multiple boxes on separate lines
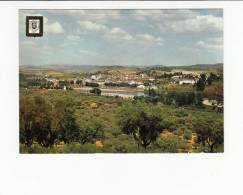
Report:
137,84,146,89
172,75,182,79
179,79,196,85
91,75,97,80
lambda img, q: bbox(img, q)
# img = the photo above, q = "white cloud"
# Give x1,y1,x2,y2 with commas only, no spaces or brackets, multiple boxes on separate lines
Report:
196,37,223,50
135,33,163,46
159,15,223,33
105,28,162,46
78,21,163,47
45,21,64,34
133,10,198,22
132,10,223,33
108,27,133,41
78,21,107,33
48,10,123,23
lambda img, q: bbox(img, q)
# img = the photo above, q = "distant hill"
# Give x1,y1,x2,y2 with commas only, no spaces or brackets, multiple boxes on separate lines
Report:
20,63,223,73
175,63,223,71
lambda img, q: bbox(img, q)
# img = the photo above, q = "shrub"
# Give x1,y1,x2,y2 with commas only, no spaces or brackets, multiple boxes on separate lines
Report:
90,87,101,95
183,129,192,140
157,135,189,153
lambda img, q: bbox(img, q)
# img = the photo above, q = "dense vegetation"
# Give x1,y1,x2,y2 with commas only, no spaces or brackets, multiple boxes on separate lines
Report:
20,88,223,153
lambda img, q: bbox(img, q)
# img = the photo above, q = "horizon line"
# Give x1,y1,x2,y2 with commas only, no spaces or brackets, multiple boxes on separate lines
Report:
20,63,223,67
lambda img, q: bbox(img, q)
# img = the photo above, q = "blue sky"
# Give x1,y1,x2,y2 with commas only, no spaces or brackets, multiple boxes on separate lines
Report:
19,9,223,66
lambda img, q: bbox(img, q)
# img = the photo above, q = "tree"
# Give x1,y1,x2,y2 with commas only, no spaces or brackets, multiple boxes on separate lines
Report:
196,73,206,91
86,82,99,87
194,91,203,106
148,88,157,97
19,97,35,146
119,102,163,149
76,79,82,85
207,72,220,85
20,96,58,147
90,87,101,95
54,99,80,144
80,123,104,144
20,95,81,147
204,81,223,108
32,96,56,147
194,119,223,152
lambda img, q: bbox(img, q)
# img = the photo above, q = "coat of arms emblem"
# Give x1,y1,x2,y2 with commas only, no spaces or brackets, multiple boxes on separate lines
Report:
26,16,43,37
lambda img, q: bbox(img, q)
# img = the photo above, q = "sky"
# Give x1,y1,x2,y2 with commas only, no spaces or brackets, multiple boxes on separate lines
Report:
19,9,223,66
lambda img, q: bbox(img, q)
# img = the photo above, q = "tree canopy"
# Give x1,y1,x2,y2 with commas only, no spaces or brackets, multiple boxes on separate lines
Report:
118,102,164,149
194,118,223,152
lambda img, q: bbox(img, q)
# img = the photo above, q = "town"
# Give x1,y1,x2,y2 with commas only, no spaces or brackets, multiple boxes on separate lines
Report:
20,64,223,107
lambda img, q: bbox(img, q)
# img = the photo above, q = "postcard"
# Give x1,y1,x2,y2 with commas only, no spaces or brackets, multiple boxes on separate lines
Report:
19,9,223,153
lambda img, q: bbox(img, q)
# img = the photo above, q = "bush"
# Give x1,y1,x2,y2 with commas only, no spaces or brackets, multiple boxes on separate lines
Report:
183,129,192,140
103,134,137,153
86,82,99,87
90,87,101,95
157,135,189,153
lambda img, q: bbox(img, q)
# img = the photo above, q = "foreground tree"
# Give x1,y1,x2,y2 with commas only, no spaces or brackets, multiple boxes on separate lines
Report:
33,96,56,147
194,119,223,152
53,99,80,144
19,97,35,146
80,123,104,144
20,96,57,147
20,96,80,147
119,102,163,149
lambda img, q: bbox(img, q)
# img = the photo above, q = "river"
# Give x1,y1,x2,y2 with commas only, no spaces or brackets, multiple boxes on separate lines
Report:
74,87,145,98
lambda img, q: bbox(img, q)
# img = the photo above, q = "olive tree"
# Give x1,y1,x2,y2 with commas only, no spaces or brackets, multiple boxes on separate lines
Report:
194,119,223,152
19,97,35,147
118,102,163,149
52,99,80,144
80,123,104,144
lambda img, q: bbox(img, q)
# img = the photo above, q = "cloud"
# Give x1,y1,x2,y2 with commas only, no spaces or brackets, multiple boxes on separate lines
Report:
135,33,163,46
159,15,223,33
45,21,64,34
78,20,107,32
105,27,163,46
132,10,223,33
47,10,123,23
107,27,133,41
78,20,163,47
19,9,223,66
132,10,198,22
196,37,223,50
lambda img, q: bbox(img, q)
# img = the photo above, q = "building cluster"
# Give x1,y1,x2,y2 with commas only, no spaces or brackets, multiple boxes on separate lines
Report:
83,73,156,89
29,70,202,91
